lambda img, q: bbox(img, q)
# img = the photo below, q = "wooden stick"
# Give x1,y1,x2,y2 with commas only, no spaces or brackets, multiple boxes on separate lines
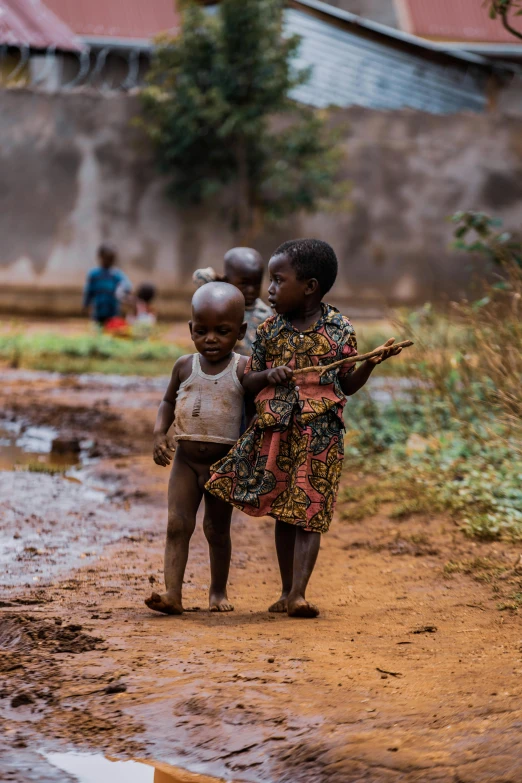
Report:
293,340,414,377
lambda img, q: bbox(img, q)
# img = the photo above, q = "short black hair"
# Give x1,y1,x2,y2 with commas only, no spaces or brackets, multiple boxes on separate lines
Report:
136,283,156,303
97,242,117,262
273,238,338,295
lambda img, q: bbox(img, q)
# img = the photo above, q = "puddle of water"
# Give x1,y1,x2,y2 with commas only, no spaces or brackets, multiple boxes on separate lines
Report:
0,422,81,472
43,752,230,783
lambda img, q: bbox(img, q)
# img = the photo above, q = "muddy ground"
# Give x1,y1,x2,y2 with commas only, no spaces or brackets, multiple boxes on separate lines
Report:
1,368,522,783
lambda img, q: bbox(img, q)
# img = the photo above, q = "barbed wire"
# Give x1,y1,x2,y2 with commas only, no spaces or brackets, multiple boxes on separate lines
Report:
0,34,508,112
0,42,147,92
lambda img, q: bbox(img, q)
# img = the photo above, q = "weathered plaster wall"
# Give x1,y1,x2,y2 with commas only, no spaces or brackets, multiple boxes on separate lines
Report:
1,89,521,316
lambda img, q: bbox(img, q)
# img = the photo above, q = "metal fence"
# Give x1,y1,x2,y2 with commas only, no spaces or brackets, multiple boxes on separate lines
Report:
0,43,148,92
1,14,493,114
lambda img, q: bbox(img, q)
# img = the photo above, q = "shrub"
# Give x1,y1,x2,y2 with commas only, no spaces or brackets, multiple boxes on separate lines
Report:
343,271,522,540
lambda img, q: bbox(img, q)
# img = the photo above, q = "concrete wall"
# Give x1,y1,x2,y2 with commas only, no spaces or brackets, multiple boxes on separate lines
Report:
1,89,521,317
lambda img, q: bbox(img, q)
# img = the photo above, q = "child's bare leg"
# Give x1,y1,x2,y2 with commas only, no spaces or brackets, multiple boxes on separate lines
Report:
287,528,321,618
203,491,233,612
269,520,296,612
145,452,201,615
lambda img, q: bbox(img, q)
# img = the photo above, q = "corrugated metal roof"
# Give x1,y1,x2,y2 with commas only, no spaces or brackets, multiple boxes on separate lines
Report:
291,0,496,66
43,0,179,42
398,0,522,45
0,0,81,50
286,7,488,112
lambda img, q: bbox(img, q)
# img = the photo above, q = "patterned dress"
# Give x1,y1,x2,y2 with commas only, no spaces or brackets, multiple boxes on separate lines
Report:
205,304,357,533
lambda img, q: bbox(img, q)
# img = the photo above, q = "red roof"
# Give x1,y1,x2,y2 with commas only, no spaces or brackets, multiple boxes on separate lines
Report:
399,0,522,44
43,0,179,41
0,0,81,50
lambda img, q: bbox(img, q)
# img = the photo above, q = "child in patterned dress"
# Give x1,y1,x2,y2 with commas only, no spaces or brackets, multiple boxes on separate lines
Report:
206,239,402,618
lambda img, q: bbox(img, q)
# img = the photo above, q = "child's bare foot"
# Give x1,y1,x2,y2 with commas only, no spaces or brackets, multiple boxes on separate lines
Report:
268,593,289,613
145,592,183,615
287,595,320,618
209,591,234,612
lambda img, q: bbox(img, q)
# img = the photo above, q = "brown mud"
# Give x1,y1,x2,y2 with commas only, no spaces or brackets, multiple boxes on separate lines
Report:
1,369,521,783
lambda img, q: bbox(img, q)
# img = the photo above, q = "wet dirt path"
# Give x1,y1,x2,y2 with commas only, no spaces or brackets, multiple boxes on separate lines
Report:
1,370,522,783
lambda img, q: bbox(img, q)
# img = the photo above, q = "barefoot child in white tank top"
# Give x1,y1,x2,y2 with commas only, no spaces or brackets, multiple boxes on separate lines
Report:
146,282,248,616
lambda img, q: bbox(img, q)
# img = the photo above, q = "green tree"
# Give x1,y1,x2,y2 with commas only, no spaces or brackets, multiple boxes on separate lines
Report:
487,0,522,40
451,211,522,269
139,0,343,239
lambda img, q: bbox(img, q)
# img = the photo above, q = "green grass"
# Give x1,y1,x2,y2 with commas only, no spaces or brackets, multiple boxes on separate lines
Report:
21,462,72,476
341,292,522,541
342,395,522,540
2,296,519,545
389,496,441,520
339,485,365,503
340,497,382,522
443,557,503,577
0,332,184,376
498,592,522,612
355,322,410,377
405,533,431,546
339,476,418,522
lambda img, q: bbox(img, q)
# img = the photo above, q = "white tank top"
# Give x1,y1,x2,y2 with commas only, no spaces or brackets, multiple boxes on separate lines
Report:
173,353,244,445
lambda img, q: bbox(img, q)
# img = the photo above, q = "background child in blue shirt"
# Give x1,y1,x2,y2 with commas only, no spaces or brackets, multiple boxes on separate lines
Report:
83,243,132,326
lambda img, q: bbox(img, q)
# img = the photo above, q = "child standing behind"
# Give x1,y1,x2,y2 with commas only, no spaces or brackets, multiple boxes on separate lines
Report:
83,243,132,326
193,247,272,356
206,239,401,618
146,283,248,615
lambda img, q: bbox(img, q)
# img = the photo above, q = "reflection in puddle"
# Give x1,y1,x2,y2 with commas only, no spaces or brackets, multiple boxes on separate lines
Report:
43,752,230,783
0,422,81,472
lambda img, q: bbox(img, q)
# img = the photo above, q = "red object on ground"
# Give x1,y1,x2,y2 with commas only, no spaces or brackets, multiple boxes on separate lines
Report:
0,0,81,50
398,0,522,44
43,0,179,41
103,316,130,337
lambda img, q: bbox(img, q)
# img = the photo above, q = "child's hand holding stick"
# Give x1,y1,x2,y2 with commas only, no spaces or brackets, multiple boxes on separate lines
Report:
293,338,413,378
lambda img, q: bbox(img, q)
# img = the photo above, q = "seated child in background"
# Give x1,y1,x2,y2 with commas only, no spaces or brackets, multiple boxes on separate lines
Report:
206,239,402,619
193,247,272,356
134,283,157,324
129,283,157,338
104,283,158,338
146,282,248,615
83,243,132,327
103,283,156,340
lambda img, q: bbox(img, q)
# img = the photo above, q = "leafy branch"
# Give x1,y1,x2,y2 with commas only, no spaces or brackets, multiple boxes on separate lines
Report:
487,0,522,40
451,211,522,268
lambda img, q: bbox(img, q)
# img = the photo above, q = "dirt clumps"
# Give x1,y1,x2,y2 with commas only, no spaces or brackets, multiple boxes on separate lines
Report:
10,692,34,709
51,436,81,455
2,368,522,783
0,614,103,658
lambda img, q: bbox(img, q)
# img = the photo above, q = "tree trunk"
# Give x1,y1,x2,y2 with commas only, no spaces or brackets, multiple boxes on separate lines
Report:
235,137,252,241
